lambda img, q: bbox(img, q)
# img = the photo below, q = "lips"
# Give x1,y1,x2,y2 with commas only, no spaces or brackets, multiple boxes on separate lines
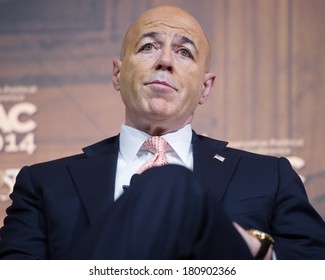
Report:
145,80,177,91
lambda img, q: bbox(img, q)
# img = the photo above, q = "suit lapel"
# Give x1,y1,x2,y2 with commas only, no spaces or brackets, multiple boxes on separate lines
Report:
67,132,239,223
192,132,241,201
68,136,119,224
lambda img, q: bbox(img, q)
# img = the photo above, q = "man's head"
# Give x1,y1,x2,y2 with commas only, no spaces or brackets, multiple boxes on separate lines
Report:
112,6,215,135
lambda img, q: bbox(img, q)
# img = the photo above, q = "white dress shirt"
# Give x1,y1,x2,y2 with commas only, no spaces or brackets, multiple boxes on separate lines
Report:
114,124,193,200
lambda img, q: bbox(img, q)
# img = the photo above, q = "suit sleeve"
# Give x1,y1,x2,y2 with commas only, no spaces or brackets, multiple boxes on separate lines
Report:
272,157,325,259
0,166,49,259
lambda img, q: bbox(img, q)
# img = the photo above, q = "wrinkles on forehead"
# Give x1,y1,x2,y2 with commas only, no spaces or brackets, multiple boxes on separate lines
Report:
120,6,211,71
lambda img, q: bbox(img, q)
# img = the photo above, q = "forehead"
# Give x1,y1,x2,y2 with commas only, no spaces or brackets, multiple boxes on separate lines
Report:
136,22,198,44
124,7,209,50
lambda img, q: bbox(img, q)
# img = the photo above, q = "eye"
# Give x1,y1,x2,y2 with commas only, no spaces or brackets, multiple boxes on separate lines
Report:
140,43,154,52
178,48,193,58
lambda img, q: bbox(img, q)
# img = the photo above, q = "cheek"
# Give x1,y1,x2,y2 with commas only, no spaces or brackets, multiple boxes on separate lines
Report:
120,69,139,94
122,61,148,88
181,77,204,101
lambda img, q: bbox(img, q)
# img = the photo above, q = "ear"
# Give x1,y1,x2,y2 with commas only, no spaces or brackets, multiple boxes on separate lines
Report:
112,59,122,91
199,72,216,105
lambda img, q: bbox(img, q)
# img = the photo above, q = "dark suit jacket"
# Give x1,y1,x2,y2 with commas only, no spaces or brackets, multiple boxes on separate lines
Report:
1,131,325,259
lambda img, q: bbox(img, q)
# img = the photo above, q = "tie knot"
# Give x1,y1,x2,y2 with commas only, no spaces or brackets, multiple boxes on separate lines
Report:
143,136,169,154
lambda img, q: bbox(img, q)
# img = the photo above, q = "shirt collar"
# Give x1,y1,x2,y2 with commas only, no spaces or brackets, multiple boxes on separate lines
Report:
119,124,193,164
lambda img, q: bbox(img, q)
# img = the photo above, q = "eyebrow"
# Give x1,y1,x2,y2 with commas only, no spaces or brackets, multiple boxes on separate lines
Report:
176,34,197,52
139,31,160,41
137,32,198,53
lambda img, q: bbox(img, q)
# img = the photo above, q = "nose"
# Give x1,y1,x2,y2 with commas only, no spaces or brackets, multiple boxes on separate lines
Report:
155,47,173,72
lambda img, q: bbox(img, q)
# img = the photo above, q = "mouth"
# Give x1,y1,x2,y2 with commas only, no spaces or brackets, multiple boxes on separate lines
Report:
145,80,177,91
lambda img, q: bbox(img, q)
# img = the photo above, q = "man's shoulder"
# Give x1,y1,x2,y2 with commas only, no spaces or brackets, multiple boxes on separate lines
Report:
194,133,228,149
195,133,279,161
26,135,119,171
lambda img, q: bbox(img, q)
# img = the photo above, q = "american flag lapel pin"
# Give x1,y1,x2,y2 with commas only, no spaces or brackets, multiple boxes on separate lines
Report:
213,154,225,162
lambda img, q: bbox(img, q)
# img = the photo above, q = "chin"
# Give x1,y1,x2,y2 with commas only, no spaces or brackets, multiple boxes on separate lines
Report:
147,100,170,113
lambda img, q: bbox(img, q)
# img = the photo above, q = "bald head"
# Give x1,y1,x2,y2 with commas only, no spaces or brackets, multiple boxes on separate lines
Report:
120,6,212,71
112,6,216,135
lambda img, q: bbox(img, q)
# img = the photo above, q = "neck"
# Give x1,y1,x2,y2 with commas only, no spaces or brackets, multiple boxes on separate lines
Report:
130,124,179,136
125,113,194,136
125,118,193,136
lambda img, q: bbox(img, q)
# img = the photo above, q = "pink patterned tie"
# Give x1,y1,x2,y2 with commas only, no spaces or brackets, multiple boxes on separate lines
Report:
137,136,169,174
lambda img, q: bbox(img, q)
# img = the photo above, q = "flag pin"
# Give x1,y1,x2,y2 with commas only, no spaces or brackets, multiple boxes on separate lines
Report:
213,154,225,162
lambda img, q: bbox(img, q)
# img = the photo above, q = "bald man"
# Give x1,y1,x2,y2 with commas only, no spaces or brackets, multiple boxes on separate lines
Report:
1,6,325,260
